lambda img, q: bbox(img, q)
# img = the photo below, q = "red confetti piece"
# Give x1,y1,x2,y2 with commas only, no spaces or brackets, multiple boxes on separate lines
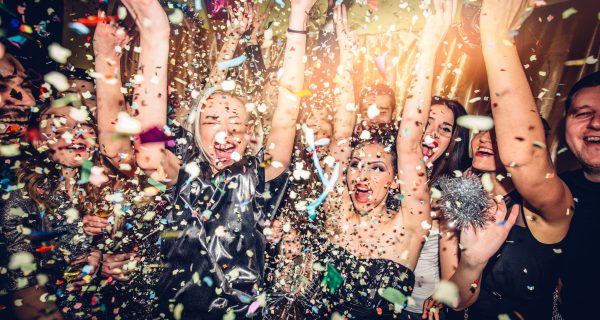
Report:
75,16,117,26
35,245,54,253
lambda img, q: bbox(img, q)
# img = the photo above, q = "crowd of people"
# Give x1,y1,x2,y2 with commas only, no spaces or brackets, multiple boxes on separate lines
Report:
1,0,599,319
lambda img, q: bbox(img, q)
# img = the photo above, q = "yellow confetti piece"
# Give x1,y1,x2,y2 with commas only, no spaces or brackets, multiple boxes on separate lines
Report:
295,89,312,98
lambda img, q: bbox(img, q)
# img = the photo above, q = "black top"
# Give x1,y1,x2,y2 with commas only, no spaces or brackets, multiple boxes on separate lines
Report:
559,169,600,319
0,188,93,319
467,192,564,320
156,151,289,319
267,241,416,320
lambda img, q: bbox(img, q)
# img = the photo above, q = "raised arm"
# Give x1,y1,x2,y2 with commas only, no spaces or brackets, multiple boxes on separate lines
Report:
122,0,180,186
93,16,135,175
208,3,253,87
264,0,317,181
480,0,572,223
328,4,357,176
396,0,456,250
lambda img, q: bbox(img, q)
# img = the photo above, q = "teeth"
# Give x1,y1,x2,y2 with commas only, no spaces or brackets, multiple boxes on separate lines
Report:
478,147,494,154
585,137,600,142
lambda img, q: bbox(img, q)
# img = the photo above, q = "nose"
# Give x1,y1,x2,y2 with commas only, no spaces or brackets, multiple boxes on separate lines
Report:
588,113,600,130
478,131,492,143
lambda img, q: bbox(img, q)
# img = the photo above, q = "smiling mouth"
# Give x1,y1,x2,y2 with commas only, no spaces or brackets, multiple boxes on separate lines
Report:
584,136,600,144
213,141,237,160
65,143,88,153
476,147,494,157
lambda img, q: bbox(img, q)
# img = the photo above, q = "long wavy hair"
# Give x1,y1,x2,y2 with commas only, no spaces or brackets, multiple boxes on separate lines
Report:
428,96,471,184
15,108,124,215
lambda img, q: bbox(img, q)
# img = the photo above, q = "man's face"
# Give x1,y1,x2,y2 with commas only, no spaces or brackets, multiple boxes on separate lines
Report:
359,93,394,126
565,86,600,171
0,55,36,145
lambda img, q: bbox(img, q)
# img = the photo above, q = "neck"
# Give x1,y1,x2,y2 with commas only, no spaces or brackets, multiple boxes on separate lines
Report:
60,166,78,199
583,167,600,183
489,171,515,197
351,200,394,225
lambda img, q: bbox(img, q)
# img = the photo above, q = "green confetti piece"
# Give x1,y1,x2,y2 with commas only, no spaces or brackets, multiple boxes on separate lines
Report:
321,263,344,294
148,177,167,192
78,160,93,184
380,287,407,306
562,7,577,19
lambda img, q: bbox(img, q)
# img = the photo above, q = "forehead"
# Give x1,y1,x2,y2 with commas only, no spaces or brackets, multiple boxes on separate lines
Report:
353,143,393,161
41,107,82,125
201,94,247,117
68,79,94,91
430,104,453,120
571,86,600,111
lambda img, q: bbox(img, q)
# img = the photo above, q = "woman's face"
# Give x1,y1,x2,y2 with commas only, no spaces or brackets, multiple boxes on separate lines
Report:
346,143,396,214
36,107,96,168
198,93,250,171
471,130,503,172
422,103,455,164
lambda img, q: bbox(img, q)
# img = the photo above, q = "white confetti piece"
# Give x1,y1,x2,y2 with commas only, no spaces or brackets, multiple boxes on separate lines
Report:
184,162,201,179
367,104,380,119
48,43,71,64
221,80,236,92
44,71,70,92
457,115,494,132
0,144,20,157
69,107,89,122
115,112,142,135
481,173,494,192
215,131,227,144
230,151,241,162
8,252,34,270
65,208,79,224
432,280,459,308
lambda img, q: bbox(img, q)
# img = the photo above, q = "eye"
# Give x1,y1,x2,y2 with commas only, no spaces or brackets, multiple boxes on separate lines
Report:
372,165,385,172
574,111,593,119
349,160,360,168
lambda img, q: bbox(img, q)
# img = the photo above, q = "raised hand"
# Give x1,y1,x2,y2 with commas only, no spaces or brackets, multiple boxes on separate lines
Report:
421,0,457,46
249,3,268,44
93,11,131,59
226,2,254,36
459,199,519,267
480,0,536,37
334,4,357,60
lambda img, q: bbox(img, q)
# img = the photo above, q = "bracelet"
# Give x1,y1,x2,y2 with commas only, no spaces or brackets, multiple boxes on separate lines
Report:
287,28,308,35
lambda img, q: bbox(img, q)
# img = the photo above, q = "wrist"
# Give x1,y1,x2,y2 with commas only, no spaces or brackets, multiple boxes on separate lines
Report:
460,253,488,270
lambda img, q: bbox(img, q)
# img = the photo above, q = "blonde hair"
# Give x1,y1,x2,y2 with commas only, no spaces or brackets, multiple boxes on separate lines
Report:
187,87,263,164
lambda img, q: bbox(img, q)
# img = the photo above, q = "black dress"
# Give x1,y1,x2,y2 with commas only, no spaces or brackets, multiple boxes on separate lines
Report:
266,241,416,320
156,151,289,319
466,192,564,320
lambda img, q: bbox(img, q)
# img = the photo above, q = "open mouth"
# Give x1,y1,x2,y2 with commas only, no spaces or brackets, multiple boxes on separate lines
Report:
214,141,237,160
475,146,494,157
584,136,600,144
354,184,372,204
65,143,89,153
421,135,439,159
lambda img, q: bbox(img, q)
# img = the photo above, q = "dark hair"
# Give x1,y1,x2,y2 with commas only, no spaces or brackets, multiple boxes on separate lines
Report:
350,123,398,174
360,83,397,113
429,96,470,184
565,71,600,114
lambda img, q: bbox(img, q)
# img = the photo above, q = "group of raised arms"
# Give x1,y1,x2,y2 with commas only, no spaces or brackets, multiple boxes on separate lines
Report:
1,0,599,319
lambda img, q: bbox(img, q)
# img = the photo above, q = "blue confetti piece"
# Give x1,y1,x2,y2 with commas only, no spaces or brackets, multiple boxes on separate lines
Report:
68,22,89,35
275,0,285,8
203,276,214,287
195,0,203,11
82,264,94,275
7,35,27,46
217,54,247,70
149,292,156,299
125,223,133,230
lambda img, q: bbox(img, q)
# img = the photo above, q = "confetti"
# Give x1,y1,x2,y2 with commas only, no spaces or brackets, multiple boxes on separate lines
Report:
562,7,577,19
456,115,494,132
380,287,407,307
115,112,142,135
68,22,90,35
217,55,247,70
44,71,70,92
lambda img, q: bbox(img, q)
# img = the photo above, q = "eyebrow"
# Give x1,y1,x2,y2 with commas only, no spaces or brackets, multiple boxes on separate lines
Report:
568,105,593,114
351,157,386,165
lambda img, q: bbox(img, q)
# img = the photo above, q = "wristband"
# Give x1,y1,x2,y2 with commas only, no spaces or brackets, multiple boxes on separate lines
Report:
287,28,308,35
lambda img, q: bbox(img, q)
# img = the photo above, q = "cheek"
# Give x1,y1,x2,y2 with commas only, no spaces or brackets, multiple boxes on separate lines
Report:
437,136,451,153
